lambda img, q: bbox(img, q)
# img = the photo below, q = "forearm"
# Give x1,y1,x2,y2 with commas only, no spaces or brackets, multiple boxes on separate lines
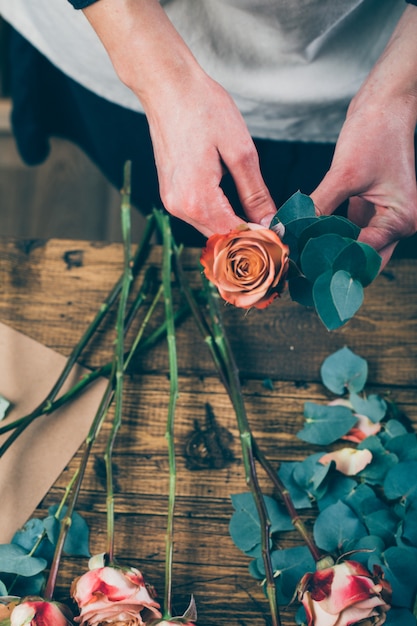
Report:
350,4,417,127
82,0,204,111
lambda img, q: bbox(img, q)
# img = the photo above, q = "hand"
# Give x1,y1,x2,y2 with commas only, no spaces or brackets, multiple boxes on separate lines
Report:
311,5,417,269
83,0,276,238
144,72,277,237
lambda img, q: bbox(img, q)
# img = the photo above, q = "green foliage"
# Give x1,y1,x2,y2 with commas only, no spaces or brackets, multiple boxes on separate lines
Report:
0,505,90,596
270,191,382,330
229,347,417,622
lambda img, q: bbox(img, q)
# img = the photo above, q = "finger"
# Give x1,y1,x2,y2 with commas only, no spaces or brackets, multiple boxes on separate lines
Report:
224,145,277,227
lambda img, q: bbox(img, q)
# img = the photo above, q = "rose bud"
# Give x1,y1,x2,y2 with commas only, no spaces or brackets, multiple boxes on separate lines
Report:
200,224,290,309
71,566,162,625
297,560,391,626
10,598,74,626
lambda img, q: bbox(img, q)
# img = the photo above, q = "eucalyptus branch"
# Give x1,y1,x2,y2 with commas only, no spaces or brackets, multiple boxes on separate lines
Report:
154,210,178,620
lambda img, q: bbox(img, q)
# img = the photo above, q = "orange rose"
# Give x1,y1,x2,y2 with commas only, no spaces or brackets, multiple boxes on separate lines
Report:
200,225,289,309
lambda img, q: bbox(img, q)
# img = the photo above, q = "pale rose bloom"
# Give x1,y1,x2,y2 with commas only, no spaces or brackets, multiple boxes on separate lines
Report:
319,448,372,475
200,225,289,309
297,560,391,626
10,599,73,626
328,399,381,443
148,622,195,626
71,566,161,626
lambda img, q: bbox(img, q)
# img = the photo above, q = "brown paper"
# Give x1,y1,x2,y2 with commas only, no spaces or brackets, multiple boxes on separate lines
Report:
0,321,107,543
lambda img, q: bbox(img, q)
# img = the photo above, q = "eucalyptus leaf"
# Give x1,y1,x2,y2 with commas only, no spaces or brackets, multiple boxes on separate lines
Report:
46,506,91,557
229,492,293,557
297,402,357,445
401,504,417,547
330,270,364,322
349,392,387,423
384,608,417,626
372,546,417,608
312,270,344,330
288,275,314,307
357,437,398,485
350,535,385,564
292,453,332,501
385,434,417,462
379,419,408,444
271,190,316,228
313,500,368,553
320,347,368,394
298,215,360,253
363,508,399,546
332,241,381,287
0,544,47,577
277,462,312,509
384,461,417,505
316,474,357,511
300,234,350,282
253,546,316,604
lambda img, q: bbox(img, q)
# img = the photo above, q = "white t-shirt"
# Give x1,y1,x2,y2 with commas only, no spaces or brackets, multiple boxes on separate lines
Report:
0,0,406,142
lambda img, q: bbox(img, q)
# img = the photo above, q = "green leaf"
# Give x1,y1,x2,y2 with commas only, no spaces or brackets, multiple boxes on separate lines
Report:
0,544,47,577
371,546,417,608
385,608,417,626
320,346,368,394
385,434,417,462
363,508,399,545
298,215,360,252
278,462,312,509
300,234,350,282
288,275,314,307
330,270,364,322
271,191,316,228
297,401,357,445
46,506,90,557
312,270,344,330
357,436,398,485
313,501,367,553
316,474,357,511
349,392,387,423
384,461,417,505
332,241,381,287
251,546,316,604
229,493,293,557
292,453,333,501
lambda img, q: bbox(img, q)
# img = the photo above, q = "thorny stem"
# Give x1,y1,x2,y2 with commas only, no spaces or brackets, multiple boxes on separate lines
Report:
0,213,156,453
105,161,133,562
154,210,178,620
201,276,281,626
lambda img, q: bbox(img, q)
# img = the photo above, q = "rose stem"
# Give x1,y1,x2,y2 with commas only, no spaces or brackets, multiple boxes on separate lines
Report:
0,212,156,456
252,440,321,562
154,209,178,620
104,161,133,563
44,266,166,600
0,285,189,436
201,275,281,626
173,252,321,561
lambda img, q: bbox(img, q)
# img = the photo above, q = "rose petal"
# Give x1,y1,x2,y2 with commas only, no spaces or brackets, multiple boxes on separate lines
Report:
319,448,373,476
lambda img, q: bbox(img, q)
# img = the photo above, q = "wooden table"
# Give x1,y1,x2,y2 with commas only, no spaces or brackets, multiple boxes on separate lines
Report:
0,238,416,625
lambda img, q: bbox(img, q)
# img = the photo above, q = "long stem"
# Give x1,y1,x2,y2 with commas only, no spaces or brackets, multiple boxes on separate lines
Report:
105,162,133,563
202,277,281,626
154,211,178,620
0,214,156,451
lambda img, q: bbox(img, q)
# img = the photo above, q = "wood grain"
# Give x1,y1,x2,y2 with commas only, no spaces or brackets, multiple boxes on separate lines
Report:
0,239,416,626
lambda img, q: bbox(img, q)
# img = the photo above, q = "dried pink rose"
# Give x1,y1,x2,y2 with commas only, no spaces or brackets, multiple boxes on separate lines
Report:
297,560,391,626
319,447,372,476
10,598,73,626
71,566,161,625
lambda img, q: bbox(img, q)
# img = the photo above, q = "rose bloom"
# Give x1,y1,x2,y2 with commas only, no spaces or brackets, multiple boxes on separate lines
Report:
10,598,74,626
71,566,162,626
200,224,290,309
297,560,391,626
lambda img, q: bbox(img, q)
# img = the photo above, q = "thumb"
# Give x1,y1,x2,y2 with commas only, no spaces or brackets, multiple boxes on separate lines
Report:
310,170,351,216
